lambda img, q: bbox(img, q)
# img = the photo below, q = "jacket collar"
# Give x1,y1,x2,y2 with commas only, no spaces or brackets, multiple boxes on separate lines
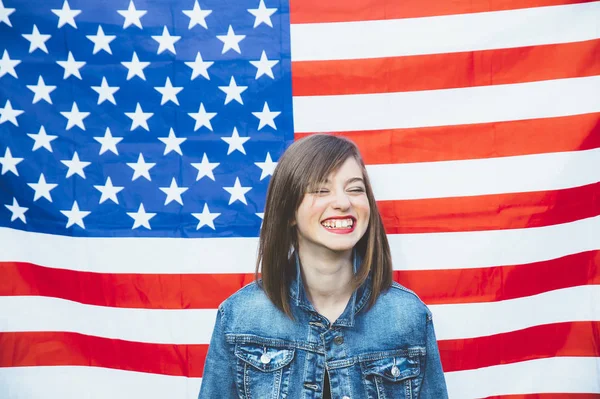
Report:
289,249,371,327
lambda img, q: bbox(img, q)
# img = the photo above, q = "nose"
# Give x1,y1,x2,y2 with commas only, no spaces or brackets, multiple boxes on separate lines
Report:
332,189,351,210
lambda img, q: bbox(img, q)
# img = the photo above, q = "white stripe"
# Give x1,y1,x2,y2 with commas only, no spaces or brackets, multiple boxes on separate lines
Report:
445,357,600,398
1,215,599,273
0,296,217,344
290,2,600,61
0,366,202,399
368,147,600,200
2,285,598,344
293,75,600,133
431,285,600,340
0,358,598,399
391,215,600,271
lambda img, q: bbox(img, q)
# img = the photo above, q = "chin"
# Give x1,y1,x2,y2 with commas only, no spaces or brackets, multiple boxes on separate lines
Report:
321,237,360,253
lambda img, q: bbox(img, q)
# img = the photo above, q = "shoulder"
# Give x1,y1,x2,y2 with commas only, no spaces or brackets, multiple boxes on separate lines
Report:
371,281,432,321
217,280,291,326
219,280,271,313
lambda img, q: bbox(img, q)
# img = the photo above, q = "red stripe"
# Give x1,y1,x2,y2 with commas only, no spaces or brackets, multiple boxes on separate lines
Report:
295,113,600,164
397,250,600,305
1,321,597,377
292,40,600,96
438,321,600,372
0,262,254,309
290,0,594,24
380,182,600,234
0,331,208,377
1,250,598,309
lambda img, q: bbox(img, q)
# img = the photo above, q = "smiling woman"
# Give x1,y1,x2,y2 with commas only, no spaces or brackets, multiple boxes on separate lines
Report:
198,134,449,399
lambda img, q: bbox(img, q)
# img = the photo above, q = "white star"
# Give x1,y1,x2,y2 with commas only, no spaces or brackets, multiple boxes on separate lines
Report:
256,212,265,229
0,99,24,126
27,126,58,152
125,103,153,131
221,127,250,155
217,25,245,54
26,76,56,104
94,176,124,204
0,50,20,79
188,103,216,131
5,198,28,223
117,0,147,29
127,203,156,230
60,201,90,229
61,152,91,179
51,0,81,29
159,177,188,206
28,173,58,202
22,25,51,54
93,127,122,155
91,76,119,105
218,76,247,105
0,0,15,27
255,152,277,180
0,147,23,176
151,26,181,55
56,51,85,79
154,77,183,105
224,177,252,205
127,153,156,181
86,25,116,55
191,153,219,181
192,204,220,230
158,128,186,155
185,51,213,80
248,0,277,28
252,102,280,130
121,52,149,81
250,50,278,79
60,102,90,131
182,0,212,29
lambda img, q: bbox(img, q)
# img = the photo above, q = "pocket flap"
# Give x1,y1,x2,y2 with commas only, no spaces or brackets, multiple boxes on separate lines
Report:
235,344,295,372
361,355,420,382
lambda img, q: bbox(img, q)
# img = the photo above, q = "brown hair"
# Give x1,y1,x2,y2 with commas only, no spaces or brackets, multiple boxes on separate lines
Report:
256,134,393,318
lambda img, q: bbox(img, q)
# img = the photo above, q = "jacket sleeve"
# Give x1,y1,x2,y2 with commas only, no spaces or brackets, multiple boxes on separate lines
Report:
419,312,449,398
198,305,237,398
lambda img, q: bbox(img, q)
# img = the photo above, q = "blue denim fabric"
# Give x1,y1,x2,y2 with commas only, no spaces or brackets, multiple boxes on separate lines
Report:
199,255,449,399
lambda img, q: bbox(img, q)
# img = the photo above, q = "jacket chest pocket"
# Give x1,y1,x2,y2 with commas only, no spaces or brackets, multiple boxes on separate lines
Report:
360,350,424,399
234,343,295,399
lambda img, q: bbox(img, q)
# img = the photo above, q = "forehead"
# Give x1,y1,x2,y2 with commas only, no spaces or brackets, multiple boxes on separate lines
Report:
325,157,363,181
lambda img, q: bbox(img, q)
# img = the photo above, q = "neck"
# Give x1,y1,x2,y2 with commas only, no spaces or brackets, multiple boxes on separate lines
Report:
297,246,354,322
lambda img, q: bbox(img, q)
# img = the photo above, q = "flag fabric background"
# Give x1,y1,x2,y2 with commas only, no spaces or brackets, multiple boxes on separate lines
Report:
0,0,599,397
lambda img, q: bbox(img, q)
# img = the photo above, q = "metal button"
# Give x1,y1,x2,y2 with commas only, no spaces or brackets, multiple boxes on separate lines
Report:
391,365,400,377
260,354,271,364
333,336,344,345
342,396,351,399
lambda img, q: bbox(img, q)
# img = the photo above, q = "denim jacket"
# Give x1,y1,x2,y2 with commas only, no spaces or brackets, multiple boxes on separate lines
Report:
199,255,448,399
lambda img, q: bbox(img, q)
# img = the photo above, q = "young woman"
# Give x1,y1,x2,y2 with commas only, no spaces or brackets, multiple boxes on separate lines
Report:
199,134,448,398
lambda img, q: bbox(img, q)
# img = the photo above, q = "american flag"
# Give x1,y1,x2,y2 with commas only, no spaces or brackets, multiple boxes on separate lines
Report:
0,0,599,397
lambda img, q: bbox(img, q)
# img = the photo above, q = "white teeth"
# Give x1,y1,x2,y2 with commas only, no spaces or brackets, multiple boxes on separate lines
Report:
321,218,354,229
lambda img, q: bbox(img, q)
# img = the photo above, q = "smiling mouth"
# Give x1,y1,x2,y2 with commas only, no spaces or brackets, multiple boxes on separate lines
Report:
320,218,355,230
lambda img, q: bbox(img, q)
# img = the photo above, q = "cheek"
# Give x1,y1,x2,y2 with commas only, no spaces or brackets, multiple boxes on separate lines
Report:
356,197,371,216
